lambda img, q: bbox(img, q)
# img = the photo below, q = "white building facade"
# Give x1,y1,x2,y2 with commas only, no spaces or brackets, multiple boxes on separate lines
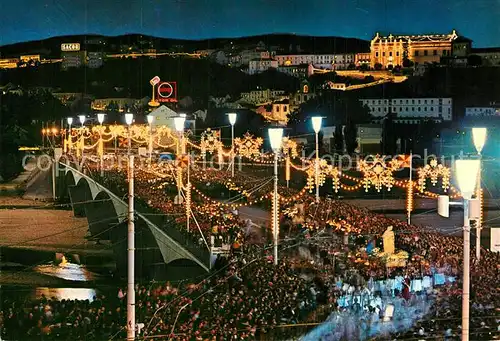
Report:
247,59,278,75
360,98,453,123
465,107,500,117
240,89,286,105
274,53,355,69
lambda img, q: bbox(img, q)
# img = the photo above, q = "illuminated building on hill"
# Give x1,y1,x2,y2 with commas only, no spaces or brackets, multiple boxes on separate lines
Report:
370,30,463,68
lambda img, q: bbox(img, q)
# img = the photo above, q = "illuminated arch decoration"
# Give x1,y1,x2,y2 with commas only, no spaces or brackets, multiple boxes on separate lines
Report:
154,126,177,149
129,125,150,144
417,159,450,192
234,132,263,159
358,155,402,192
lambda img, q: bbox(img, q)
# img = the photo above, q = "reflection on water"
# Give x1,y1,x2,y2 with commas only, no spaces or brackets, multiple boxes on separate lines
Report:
35,287,97,302
34,262,97,282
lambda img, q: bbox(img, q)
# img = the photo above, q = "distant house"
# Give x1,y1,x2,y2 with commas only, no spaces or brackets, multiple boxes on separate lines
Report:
256,99,290,125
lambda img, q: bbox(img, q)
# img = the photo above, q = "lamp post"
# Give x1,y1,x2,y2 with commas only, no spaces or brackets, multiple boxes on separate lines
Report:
147,114,154,164
174,116,189,231
472,127,486,262
66,117,73,154
228,113,237,177
126,154,136,341
455,159,481,341
78,115,86,159
97,113,105,125
125,112,134,155
311,116,323,203
268,127,284,266
97,113,106,175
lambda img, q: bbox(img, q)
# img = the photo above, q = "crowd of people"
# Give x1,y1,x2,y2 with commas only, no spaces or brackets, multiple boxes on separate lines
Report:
1,164,499,340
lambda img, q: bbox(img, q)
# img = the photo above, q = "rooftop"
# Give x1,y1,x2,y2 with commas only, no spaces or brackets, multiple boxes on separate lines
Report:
372,30,459,43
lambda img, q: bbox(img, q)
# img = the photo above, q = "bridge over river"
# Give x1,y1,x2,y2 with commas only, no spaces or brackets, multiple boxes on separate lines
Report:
45,160,212,281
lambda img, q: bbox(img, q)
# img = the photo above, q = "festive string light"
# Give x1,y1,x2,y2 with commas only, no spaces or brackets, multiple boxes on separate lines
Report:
358,155,402,192
417,159,451,192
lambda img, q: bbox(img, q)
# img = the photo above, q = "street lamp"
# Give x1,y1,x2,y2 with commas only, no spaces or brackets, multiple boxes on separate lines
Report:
455,159,480,341
228,113,237,177
97,113,106,125
125,112,134,155
147,114,154,164
66,117,73,154
472,127,486,262
268,127,284,266
311,116,323,203
174,115,190,231
78,115,86,159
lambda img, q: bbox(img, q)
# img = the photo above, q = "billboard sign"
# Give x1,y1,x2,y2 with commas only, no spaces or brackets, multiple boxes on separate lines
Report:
157,81,178,103
150,76,161,86
61,43,81,52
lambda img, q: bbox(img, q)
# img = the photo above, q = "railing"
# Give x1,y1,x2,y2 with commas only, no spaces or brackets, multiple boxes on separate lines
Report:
62,163,211,270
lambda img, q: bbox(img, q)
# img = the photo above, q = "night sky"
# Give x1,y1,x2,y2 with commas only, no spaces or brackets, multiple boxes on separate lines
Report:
1,0,499,47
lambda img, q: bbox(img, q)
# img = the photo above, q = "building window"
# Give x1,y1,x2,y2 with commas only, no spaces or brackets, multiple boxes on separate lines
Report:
433,50,437,56
418,107,421,111
439,106,442,113
406,107,408,111
275,106,280,112
431,107,434,111
284,105,288,111
396,52,400,57
389,52,393,57
382,52,385,57
415,51,419,56
424,107,427,111
424,50,428,56
376,52,379,57
424,99,427,104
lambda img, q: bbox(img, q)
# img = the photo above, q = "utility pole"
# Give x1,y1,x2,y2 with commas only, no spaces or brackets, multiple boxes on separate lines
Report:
127,155,135,340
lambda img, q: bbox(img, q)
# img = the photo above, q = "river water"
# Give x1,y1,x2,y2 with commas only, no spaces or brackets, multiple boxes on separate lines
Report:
0,247,117,303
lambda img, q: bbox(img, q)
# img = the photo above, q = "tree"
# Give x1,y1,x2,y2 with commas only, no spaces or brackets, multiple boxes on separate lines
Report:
334,124,343,152
374,63,383,71
359,63,369,71
402,58,414,68
381,112,397,154
344,120,358,154
467,54,482,67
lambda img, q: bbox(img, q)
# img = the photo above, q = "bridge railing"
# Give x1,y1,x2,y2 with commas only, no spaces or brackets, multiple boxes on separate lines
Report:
88,169,211,265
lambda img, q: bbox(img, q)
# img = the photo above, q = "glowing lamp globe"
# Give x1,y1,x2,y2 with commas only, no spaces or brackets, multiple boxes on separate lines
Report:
147,114,154,125
228,113,237,126
97,113,105,124
78,115,86,125
268,127,284,152
472,128,487,154
454,159,480,199
174,116,186,132
125,113,134,125
311,116,323,134
67,117,73,126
